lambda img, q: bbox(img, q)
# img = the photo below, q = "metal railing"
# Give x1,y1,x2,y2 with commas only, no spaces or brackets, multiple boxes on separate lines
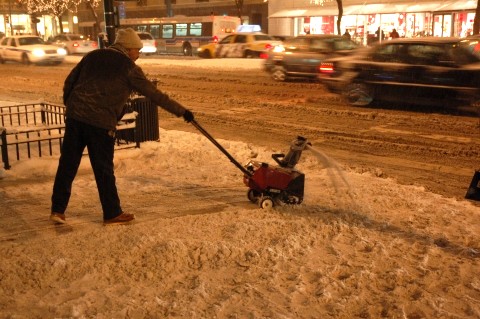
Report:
0,101,140,170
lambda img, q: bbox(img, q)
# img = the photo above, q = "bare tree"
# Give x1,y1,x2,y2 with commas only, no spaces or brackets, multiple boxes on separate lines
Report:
21,0,81,34
83,0,102,36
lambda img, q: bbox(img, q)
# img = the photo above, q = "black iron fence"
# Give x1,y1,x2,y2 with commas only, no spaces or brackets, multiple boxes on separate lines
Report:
0,99,154,170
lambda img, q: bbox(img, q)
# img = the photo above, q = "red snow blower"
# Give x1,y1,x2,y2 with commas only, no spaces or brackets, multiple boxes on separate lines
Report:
191,120,311,208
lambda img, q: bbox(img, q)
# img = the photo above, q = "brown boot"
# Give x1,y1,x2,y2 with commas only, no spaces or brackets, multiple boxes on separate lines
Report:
104,212,135,225
50,213,66,224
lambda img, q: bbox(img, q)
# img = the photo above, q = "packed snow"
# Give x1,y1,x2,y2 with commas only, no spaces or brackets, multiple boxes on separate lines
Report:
0,56,479,318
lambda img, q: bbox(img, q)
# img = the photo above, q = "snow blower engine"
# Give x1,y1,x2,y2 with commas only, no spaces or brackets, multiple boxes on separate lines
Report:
191,120,310,209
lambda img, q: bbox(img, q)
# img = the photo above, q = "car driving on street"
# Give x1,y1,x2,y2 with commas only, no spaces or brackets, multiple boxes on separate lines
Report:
0,35,67,65
137,31,157,55
264,34,358,81
197,32,282,58
318,37,480,109
50,33,98,55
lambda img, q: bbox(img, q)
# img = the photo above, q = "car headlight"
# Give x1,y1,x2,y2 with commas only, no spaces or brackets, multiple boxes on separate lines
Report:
32,49,45,57
57,48,67,55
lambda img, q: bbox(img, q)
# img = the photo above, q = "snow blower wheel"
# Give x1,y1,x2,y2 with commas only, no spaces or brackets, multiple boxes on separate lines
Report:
247,189,261,203
259,196,274,209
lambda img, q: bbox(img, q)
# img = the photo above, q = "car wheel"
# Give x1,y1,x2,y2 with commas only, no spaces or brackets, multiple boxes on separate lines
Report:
202,50,213,59
21,54,30,65
183,44,192,56
271,66,287,82
244,50,255,58
345,82,373,106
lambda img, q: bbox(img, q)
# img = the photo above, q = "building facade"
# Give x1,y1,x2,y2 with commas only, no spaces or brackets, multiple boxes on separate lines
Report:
1,0,476,44
0,0,268,40
268,0,477,45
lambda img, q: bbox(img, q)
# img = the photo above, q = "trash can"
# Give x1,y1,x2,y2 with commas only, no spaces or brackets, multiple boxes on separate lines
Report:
117,96,159,144
131,96,159,142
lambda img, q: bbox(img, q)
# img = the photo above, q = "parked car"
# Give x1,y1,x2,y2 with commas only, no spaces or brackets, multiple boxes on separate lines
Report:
50,33,98,55
264,34,359,81
318,37,480,108
0,35,67,65
137,31,157,55
197,32,282,58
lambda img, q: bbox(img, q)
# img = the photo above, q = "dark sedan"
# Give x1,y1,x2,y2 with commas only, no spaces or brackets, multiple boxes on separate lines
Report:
264,34,358,82
318,37,480,108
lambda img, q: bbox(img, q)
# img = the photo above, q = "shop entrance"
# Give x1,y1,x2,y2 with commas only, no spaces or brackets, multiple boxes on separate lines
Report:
433,13,452,37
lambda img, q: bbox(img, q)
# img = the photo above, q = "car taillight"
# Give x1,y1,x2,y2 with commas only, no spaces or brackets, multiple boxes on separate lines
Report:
319,62,334,73
73,42,79,48
92,42,98,48
212,36,218,43
265,44,273,50
154,40,157,47
259,52,268,59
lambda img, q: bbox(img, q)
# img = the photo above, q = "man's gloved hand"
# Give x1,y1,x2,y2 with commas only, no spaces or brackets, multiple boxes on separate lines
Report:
183,110,194,123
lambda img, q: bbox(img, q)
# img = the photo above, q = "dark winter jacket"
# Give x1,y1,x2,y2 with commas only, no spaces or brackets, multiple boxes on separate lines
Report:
63,44,187,130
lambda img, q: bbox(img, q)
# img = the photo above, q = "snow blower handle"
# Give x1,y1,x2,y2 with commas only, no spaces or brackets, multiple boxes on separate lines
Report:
190,120,253,177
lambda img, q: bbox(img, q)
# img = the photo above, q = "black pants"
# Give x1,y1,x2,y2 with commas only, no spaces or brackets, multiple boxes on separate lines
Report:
51,118,122,220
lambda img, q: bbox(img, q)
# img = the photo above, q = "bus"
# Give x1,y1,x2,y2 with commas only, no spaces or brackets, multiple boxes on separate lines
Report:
119,15,241,56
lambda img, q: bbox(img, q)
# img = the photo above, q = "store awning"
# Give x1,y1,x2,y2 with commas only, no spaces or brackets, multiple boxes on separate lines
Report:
269,0,477,18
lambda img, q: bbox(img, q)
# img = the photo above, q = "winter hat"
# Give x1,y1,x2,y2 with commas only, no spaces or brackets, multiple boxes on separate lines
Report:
114,28,143,49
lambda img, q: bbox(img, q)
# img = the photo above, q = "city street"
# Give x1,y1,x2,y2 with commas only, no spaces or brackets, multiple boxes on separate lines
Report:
1,56,478,200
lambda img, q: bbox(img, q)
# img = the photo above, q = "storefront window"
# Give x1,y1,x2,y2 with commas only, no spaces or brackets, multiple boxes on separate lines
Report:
455,12,474,37
288,9,471,40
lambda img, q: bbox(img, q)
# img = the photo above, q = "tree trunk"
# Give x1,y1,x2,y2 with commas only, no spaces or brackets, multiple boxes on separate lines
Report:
235,0,244,22
58,15,64,34
87,1,101,36
336,0,343,35
473,0,480,35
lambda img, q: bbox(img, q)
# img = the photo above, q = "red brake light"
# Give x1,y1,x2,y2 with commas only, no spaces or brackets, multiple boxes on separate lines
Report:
212,36,218,43
265,44,273,50
259,52,268,59
320,62,334,73
72,42,79,48
92,42,98,48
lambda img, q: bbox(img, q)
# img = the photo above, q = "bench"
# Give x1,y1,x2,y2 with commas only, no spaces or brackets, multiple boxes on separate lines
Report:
1,102,139,170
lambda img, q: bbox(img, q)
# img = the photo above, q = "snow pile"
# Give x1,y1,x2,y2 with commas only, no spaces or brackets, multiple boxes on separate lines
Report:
1,127,479,318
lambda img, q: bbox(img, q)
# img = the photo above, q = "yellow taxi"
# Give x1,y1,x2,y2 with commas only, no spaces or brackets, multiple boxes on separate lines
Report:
197,32,282,58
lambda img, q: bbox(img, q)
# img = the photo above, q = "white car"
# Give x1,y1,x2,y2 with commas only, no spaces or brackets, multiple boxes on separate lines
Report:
0,35,67,65
137,32,157,55
50,33,98,55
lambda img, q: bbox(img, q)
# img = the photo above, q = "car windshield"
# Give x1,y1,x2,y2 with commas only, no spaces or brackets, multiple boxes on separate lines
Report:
332,38,358,50
138,33,153,40
68,35,83,41
448,44,480,65
19,37,45,45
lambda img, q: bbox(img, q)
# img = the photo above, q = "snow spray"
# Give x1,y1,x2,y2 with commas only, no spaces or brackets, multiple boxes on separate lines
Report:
305,145,360,210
